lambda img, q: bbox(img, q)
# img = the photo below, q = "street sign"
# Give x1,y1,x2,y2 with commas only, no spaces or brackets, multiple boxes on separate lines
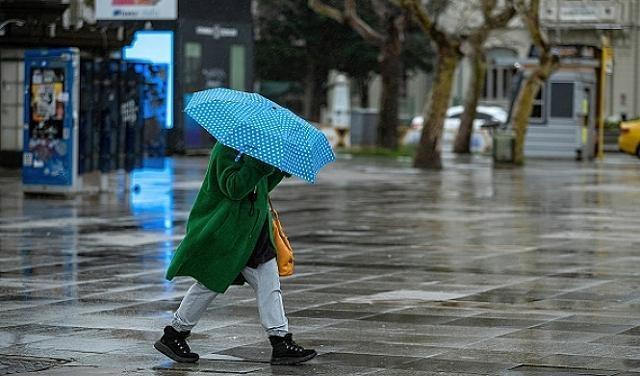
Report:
603,46,614,75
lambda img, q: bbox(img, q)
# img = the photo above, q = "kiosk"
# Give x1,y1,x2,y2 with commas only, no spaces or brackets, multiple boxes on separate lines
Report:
22,48,79,193
520,45,601,159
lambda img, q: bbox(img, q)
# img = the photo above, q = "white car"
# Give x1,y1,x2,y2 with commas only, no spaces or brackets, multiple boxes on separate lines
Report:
403,105,508,153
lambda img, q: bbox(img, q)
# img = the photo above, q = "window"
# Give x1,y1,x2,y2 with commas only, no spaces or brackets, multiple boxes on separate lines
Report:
483,65,516,100
482,48,518,101
0,58,24,152
229,45,246,91
123,31,174,128
184,42,202,90
475,112,494,121
549,82,574,118
503,67,516,98
530,86,545,121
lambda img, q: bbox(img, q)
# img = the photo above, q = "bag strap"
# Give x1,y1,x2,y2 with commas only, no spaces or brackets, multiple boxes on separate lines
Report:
267,196,279,220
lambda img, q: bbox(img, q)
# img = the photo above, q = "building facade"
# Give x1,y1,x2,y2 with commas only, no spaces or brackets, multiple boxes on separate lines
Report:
362,0,640,125
0,0,139,167
451,0,640,121
540,0,639,120
1,0,255,168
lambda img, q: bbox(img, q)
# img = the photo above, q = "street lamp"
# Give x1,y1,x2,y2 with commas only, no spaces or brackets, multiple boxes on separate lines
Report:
0,19,26,36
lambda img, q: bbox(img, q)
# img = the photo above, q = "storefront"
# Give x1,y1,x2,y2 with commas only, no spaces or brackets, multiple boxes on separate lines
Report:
1,0,254,171
111,0,254,154
0,0,139,169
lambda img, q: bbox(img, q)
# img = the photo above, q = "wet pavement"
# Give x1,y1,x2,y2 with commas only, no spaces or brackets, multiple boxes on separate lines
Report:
1,152,640,375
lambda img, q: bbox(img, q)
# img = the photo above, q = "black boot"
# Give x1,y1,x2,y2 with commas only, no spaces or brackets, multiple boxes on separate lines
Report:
269,333,317,365
154,326,199,363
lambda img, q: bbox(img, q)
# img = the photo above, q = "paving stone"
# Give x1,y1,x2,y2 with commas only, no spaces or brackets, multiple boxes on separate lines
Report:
0,354,68,375
537,354,640,371
500,328,607,342
2,154,640,374
431,349,545,364
591,334,640,347
503,364,619,375
365,371,480,376
316,352,420,369
529,320,633,334
442,316,546,329
398,357,517,374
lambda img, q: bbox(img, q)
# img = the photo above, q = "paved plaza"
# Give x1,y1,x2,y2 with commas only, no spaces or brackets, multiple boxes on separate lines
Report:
1,153,640,375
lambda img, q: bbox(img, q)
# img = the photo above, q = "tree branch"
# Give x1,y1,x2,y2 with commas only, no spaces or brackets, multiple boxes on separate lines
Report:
308,0,345,24
397,0,454,48
397,0,433,35
481,0,498,21
486,0,516,29
371,0,391,23
344,0,385,45
308,0,384,46
516,0,550,53
461,0,515,52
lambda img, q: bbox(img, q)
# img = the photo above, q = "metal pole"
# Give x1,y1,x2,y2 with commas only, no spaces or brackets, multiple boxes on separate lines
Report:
597,35,610,160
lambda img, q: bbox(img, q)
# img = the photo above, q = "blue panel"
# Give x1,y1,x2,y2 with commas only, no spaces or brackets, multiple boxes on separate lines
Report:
123,31,174,129
22,49,78,188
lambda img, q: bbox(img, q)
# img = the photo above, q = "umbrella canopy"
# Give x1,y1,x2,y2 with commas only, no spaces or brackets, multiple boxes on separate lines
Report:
185,88,335,183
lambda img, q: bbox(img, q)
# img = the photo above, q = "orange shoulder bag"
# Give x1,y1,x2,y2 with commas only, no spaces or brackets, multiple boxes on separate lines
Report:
268,198,294,277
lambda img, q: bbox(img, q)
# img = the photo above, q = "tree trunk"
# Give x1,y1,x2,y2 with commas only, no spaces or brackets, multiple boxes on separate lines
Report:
376,22,403,150
302,61,315,120
511,56,556,165
356,77,370,108
454,49,487,154
414,48,459,169
310,67,327,122
511,77,540,165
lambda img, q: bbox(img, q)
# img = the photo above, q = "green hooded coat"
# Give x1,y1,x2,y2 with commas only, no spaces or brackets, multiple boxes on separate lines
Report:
166,143,286,293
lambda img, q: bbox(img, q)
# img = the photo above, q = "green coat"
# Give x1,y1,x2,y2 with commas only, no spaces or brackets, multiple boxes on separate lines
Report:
166,143,286,293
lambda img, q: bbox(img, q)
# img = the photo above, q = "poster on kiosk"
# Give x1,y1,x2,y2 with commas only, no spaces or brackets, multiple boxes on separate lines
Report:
22,48,79,193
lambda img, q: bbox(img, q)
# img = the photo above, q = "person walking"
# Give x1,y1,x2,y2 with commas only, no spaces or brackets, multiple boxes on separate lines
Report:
154,143,317,365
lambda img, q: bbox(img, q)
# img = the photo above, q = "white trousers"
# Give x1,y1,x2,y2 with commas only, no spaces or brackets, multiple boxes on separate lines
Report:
171,259,289,337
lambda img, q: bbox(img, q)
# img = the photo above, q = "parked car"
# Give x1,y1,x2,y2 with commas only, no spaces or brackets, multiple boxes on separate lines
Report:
403,105,508,153
619,118,640,158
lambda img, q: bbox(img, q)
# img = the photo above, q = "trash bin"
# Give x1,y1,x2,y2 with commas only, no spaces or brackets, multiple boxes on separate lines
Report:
493,128,515,163
350,108,378,147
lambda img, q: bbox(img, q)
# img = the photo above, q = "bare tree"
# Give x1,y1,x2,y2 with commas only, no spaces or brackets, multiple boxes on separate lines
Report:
453,0,515,154
399,0,464,169
510,0,559,164
309,0,406,150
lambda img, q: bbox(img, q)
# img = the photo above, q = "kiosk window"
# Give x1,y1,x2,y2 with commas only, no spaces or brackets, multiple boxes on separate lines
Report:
550,82,574,118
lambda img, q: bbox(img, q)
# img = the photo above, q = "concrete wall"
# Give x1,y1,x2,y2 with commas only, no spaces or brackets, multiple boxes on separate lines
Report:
610,27,640,118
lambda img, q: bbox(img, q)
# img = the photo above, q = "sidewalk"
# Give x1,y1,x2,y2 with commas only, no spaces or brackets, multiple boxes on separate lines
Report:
1,153,640,375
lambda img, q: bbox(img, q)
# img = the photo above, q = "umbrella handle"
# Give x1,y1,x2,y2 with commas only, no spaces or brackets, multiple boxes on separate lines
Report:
234,145,257,162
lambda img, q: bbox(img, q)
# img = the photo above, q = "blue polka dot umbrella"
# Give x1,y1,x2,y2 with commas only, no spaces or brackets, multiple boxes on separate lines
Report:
185,88,336,183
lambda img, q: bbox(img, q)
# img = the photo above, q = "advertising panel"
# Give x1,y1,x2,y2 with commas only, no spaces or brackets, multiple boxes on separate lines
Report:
96,0,177,20
23,48,79,193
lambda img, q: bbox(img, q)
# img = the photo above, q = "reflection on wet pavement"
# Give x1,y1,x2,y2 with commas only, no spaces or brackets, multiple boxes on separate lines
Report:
1,154,640,375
